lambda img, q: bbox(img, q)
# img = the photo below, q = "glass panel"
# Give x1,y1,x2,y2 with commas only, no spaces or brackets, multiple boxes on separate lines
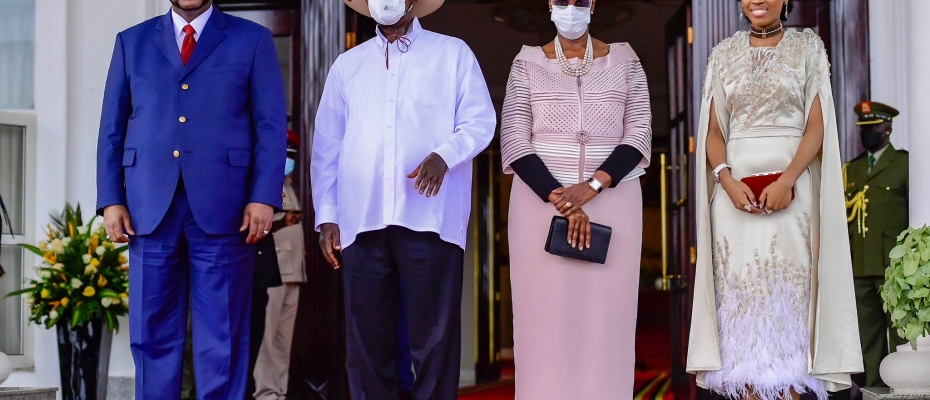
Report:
0,245,24,355
0,0,36,109
0,123,25,234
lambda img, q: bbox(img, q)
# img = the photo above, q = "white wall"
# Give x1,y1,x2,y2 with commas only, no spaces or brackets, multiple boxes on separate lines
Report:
3,0,167,390
869,0,930,227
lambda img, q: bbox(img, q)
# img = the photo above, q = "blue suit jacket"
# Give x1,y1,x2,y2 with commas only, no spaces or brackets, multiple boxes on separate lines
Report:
96,10,286,236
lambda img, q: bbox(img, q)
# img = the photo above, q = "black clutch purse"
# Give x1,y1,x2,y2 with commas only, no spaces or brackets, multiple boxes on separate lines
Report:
544,216,612,264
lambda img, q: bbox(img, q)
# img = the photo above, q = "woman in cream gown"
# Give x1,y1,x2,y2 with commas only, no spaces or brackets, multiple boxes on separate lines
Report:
686,2,863,400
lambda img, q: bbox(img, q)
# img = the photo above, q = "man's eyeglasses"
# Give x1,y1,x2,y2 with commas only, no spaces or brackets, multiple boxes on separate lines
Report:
551,0,592,7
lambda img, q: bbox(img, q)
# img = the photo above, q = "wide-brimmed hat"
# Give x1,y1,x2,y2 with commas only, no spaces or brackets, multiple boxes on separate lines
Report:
343,0,444,19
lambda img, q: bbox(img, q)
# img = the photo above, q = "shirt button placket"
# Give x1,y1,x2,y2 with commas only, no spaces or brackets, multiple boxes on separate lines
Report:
384,45,400,223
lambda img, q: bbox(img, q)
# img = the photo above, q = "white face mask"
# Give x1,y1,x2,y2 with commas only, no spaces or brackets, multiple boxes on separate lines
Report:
551,5,591,40
368,0,413,26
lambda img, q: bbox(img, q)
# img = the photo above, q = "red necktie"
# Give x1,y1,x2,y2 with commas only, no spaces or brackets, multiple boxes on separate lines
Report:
181,24,196,65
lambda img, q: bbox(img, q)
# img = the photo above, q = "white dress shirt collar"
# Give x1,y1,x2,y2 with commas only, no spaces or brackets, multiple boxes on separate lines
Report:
374,17,424,48
171,5,214,51
869,143,890,163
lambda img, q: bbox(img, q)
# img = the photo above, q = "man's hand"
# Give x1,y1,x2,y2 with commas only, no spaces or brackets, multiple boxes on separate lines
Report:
319,223,342,269
284,210,302,227
240,203,274,244
103,205,135,243
407,153,449,197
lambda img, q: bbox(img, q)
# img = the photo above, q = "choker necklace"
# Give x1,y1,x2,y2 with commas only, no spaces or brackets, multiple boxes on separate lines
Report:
554,35,594,77
749,22,784,39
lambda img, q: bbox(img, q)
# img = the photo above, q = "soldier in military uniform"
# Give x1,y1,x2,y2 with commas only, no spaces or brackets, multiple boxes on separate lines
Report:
844,101,909,388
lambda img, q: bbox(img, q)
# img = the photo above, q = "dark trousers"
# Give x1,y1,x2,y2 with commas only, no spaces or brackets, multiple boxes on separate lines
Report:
246,287,270,399
396,289,414,395
341,226,463,400
129,182,254,400
855,277,908,388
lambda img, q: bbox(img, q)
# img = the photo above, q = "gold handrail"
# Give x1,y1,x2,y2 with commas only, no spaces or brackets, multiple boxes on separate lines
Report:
660,153,669,291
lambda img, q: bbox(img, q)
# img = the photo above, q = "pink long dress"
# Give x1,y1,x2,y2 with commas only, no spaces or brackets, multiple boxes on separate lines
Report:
500,44,652,400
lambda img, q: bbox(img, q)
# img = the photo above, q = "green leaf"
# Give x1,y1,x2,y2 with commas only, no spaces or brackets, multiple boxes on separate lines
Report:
4,287,38,298
104,311,117,332
892,308,908,322
890,245,907,260
918,306,930,322
905,320,924,341
71,308,83,328
908,287,930,299
18,243,46,257
898,278,911,290
905,257,920,276
99,289,121,299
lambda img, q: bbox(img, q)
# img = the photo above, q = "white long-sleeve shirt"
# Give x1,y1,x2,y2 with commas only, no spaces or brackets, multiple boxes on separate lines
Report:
311,18,496,249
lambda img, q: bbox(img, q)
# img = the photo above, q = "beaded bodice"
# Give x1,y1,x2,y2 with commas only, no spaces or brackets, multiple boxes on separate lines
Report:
706,29,829,133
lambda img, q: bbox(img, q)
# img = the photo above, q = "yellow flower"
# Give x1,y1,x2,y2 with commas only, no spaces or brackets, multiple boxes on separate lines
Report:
90,258,101,267
84,265,97,275
40,289,51,299
82,287,96,297
43,253,57,265
61,297,69,307
119,292,128,299
39,241,48,252
118,254,128,265
97,275,108,287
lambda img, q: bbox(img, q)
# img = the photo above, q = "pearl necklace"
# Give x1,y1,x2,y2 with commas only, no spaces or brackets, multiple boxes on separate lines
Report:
554,35,594,77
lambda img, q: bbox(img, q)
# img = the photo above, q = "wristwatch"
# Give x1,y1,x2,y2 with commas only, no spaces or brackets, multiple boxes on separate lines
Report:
587,177,604,193
713,163,730,183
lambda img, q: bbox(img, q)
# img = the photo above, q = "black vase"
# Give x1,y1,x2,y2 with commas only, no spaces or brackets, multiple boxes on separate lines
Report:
56,318,113,400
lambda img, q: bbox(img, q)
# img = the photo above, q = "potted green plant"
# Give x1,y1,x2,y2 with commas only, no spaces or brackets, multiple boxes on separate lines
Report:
5,203,129,400
879,225,930,394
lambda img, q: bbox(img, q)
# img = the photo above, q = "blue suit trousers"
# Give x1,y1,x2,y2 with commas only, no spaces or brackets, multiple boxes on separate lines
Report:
128,182,255,400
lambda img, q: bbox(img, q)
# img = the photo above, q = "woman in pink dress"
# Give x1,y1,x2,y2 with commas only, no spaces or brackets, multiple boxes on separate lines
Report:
500,0,652,398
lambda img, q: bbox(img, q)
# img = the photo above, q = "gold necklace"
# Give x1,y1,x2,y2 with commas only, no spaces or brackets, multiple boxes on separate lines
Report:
749,22,784,39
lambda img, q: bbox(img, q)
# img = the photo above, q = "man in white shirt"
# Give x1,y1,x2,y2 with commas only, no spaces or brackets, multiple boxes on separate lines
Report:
311,0,495,398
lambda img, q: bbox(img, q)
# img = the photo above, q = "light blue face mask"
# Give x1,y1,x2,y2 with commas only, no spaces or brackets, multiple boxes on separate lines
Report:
285,158,295,176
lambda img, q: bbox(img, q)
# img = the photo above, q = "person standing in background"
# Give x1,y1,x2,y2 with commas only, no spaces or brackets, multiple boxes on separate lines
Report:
254,130,306,400
844,101,909,389
311,0,496,397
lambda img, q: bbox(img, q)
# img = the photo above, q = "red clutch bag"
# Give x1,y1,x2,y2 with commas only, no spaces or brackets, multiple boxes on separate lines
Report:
740,171,795,201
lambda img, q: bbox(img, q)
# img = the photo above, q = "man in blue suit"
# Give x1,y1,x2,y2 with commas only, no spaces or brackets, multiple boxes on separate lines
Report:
95,0,286,398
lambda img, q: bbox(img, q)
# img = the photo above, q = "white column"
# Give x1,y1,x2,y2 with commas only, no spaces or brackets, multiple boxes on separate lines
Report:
869,0,910,150
908,0,930,226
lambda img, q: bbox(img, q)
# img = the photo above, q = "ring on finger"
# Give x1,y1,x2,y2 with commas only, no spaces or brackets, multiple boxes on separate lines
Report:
743,205,752,212
564,202,573,209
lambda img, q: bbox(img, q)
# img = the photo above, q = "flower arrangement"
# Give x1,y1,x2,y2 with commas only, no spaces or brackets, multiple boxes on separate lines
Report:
5,204,129,331
881,225,930,349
